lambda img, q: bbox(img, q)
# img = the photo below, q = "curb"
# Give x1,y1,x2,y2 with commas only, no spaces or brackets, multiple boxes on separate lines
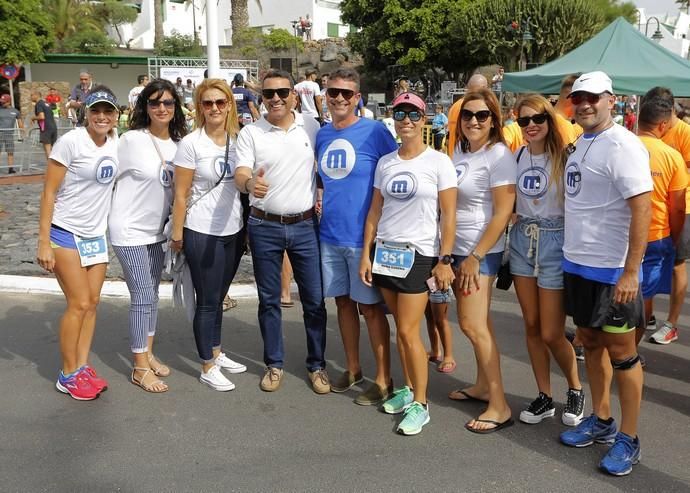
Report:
0,274,260,300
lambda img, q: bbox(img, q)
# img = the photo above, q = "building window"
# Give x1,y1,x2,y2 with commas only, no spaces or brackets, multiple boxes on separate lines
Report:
327,23,339,38
270,58,292,73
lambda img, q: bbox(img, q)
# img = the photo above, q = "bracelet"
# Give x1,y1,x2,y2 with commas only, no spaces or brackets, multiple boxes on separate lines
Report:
470,250,483,262
244,178,253,194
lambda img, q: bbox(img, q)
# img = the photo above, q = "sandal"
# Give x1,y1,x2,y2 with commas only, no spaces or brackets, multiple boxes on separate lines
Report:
223,296,238,311
131,367,168,393
148,354,171,377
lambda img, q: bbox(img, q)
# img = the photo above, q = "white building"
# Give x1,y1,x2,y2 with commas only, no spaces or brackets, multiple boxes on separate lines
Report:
636,8,690,58
114,0,348,50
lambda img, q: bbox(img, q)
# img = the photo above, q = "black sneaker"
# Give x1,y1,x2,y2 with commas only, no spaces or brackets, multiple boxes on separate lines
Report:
574,345,585,362
562,388,585,426
519,392,555,424
646,315,657,331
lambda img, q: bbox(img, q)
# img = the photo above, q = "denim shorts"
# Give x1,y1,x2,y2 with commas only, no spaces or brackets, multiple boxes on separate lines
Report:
321,242,383,304
452,252,502,277
429,288,452,304
509,216,564,290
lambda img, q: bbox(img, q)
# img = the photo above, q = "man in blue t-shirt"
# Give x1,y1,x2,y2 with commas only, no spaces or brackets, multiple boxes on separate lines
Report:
316,68,398,405
232,73,259,127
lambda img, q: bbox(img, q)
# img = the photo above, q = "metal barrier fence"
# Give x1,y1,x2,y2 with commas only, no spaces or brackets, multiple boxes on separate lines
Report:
0,119,74,174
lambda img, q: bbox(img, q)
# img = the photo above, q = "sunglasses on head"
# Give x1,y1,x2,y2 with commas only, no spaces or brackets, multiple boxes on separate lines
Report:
261,88,291,99
460,109,492,122
326,88,356,100
201,99,228,110
517,113,548,127
393,109,424,122
147,99,175,109
570,92,607,106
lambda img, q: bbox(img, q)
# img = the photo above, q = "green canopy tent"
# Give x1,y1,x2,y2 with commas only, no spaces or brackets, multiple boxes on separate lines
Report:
503,17,690,96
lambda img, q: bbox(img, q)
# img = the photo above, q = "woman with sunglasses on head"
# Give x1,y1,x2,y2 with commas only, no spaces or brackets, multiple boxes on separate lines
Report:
510,94,585,425
449,88,516,433
170,78,247,391
109,79,188,393
36,87,120,401
360,92,456,435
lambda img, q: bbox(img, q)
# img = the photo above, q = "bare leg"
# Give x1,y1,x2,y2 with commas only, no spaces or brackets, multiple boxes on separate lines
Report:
431,302,455,368
393,292,430,404
360,302,391,388
667,260,687,326
334,295,361,376
539,287,580,390
602,330,643,437
514,276,550,394
579,327,612,419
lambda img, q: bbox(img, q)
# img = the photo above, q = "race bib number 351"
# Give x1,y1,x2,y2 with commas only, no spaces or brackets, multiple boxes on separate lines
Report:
372,240,415,279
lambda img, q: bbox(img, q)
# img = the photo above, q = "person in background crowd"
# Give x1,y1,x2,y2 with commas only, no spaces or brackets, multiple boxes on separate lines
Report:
431,104,448,151
174,77,185,100
110,79,188,393
510,94,584,427
67,70,95,125
320,73,331,124
184,79,195,105
171,78,248,392
128,74,149,110
447,74,488,157
294,69,323,122
424,288,456,373
232,73,259,126
624,106,636,132
360,91,456,435
381,108,397,140
46,87,62,119
491,66,504,93
0,94,24,174
36,87,120,401
30,90,58,159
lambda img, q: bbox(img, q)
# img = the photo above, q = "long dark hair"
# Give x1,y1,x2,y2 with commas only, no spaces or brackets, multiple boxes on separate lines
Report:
129,78,187,142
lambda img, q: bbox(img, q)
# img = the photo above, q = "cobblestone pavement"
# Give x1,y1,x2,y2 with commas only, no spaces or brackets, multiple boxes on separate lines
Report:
0,180,256,283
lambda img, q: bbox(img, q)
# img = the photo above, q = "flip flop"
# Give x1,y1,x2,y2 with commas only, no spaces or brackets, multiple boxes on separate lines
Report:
428,355,442,365
448,389,488,402
465,417,514,434
437,361,457,373
280,300,295,308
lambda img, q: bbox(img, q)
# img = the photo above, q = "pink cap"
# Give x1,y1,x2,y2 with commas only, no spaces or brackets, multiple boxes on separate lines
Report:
391,92,426,112
0,94,10,104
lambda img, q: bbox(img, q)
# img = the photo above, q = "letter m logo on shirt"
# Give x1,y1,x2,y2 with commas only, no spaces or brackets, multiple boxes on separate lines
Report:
100,166,114,180
391,180,407,193
326,149,347,169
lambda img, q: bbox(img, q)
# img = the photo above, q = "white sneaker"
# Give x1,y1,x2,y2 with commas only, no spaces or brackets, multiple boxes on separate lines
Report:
215,352,247,373
199,365,235,391
649,323,679,345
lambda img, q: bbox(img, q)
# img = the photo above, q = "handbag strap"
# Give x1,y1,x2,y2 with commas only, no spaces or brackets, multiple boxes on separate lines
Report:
147,130,169,180
185,133,230,212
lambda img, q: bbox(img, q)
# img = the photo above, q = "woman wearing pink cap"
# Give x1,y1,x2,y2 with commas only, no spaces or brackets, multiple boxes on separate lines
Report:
360,91,456,435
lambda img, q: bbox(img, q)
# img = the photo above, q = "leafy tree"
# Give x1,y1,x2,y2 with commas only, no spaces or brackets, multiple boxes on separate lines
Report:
591,0,638,24
153,0,164,50
61,27,116,55
677,1,690,14
262,28,302,51
43,0,103,52
93,0,139,47
154,30,203,57
0,0,53,63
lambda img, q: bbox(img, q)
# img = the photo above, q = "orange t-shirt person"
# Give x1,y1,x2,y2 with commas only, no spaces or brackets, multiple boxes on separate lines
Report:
661,118,690,212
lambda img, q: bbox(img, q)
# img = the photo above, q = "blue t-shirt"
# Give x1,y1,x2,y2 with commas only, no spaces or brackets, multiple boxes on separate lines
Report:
432,113,448,133
316,118,398,247
232,87,256,115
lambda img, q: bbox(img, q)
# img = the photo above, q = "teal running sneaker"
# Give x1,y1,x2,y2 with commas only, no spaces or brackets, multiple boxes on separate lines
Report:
397,402,430,436
381,386,413,414
600,432,641,476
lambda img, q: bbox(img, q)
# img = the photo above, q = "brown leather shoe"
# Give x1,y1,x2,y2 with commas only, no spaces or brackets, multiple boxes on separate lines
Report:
308,369,331,394
260,367,283,392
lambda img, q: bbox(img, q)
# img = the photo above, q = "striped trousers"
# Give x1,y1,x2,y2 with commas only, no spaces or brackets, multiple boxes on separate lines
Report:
113,242,165,353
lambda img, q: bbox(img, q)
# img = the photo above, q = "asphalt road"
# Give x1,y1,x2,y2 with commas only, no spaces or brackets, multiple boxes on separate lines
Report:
0,288,688,492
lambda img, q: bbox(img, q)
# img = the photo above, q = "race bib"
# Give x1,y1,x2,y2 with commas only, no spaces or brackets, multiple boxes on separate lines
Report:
75,234,109,267
372,239,415,279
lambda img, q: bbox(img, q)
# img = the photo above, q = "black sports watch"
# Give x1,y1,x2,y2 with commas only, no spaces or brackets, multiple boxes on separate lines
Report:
439,254,453,265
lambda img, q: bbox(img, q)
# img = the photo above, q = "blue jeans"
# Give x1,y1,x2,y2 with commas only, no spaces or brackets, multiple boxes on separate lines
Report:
248,215,327,371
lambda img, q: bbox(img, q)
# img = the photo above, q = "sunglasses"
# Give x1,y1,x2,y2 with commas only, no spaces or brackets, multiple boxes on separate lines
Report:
147,99,175,109
262,88,291,99
201,99,228,110
517,113,548,127
460,109,492,122
326,88,356,100
570,92,607,106
393,110,424,122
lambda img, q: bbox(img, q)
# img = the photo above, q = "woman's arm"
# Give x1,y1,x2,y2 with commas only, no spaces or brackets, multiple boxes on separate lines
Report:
170,166,194,252
432,187,457,290
36,160,68,272
359,189,384,287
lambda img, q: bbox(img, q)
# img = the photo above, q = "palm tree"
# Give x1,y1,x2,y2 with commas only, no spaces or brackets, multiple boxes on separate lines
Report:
153,0,164,49
43,0,101,50
677,1,690,14
231,0,262,45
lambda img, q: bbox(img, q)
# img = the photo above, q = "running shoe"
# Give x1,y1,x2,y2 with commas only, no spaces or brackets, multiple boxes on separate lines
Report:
649,323,679,345
199,365,235,391
560,414,617,447
519,392,555,424
562,388,585,426
381,386,413,414
599,432,641,476
574,346,585,362
215,352,247,373
646,314,657,331
80,365,108,393
396,402,430,436
55,370,100,401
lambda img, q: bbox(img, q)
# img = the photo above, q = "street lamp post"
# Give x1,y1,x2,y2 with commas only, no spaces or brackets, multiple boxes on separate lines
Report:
645,17,664,42
290,20,300,77
507,17,534,71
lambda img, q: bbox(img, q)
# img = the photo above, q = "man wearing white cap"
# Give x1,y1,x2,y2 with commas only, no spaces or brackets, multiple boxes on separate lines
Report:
558,71,652,476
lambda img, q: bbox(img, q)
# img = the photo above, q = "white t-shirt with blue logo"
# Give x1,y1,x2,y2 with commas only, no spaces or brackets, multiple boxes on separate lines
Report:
173,128,243,237
109,129,177,246
50,127,119,237
515,147,563,219
452,142,516,256
316,118,398,248
374,147,456,257
563,124,651,271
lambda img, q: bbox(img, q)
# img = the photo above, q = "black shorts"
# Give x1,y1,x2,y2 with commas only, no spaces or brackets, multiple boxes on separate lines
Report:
563,272,644,332
39,127,58,145
372,251,436,294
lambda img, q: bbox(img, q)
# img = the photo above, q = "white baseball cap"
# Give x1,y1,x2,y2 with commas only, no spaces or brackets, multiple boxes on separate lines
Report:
568,71,613,97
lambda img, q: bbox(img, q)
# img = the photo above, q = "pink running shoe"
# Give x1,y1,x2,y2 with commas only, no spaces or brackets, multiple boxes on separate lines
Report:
80,365,108,392
55,370,100,401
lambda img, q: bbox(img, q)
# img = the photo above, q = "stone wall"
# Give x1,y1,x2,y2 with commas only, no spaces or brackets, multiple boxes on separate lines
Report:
17,81,71,124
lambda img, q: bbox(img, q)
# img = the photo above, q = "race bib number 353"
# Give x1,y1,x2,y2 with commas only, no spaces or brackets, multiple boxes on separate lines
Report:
75,234,109,267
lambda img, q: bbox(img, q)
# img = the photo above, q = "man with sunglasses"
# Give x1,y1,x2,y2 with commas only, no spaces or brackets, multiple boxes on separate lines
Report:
559,71,652,477
234,70,329,395
315,68,398,405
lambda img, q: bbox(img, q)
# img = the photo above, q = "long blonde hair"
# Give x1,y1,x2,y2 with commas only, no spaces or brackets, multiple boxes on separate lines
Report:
193,78,240,138
515,94,567,194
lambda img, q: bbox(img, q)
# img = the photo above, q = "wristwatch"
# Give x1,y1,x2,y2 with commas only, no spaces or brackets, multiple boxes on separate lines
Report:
439,254,453,265
470,250,484,262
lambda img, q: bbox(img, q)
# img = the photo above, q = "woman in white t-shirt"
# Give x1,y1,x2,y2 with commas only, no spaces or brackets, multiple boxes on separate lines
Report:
110,79,189,393
36,87,120,401
450,88,516,433
360,92,456,436
170,79,247,391
509,94,584,426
